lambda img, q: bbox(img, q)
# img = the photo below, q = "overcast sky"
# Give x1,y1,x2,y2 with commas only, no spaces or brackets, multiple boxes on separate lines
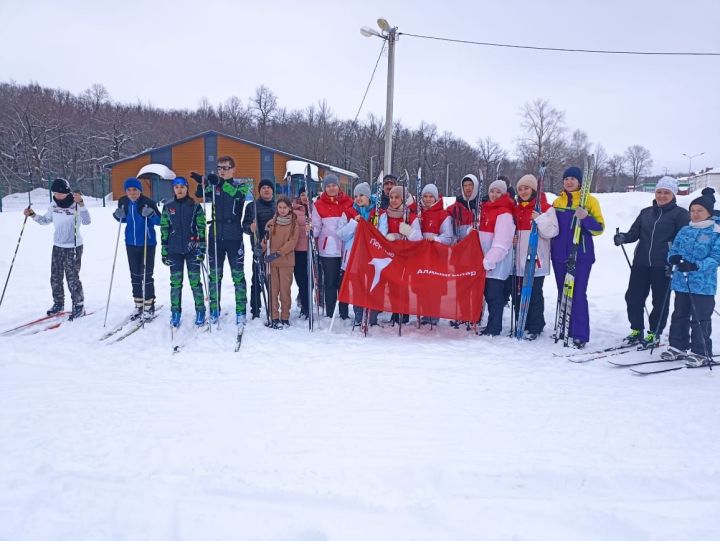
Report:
1,0,717,176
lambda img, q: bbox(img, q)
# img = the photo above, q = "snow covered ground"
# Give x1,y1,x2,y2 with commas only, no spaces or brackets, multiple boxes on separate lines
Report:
0,190,718,540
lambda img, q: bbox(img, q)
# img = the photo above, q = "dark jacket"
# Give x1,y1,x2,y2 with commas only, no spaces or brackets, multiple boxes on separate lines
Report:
622,199,690,267
115,195,161,246
195,179,251,241
242,197,276,247
160,195,206,256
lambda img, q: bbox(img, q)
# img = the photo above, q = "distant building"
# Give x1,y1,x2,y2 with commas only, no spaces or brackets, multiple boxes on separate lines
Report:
103,130,358,201
688,168,720,193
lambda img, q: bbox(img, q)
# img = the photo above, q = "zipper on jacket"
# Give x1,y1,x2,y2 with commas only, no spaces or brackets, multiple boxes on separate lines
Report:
648,207,663,266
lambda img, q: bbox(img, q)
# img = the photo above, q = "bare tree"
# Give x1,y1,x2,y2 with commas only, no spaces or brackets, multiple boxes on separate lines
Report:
516,99,567,191
607,154,627,192
250,85,278,144
624,144,653,190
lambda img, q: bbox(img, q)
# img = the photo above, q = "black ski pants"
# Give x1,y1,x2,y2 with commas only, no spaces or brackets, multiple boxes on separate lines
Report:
294,250,309,316
50,245,84,308
126,244,155,301
512,275,546,334
320,256,348,319
669,292,714,356
625,265,671,334
484,278,506,336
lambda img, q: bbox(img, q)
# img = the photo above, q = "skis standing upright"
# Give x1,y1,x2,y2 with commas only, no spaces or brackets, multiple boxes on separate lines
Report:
555,155,595,346
515,162,547,339
360,174,385,336
304,165,321,330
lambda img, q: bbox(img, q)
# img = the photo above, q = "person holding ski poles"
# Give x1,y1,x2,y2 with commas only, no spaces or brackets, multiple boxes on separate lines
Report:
311,174,353,320
613,176,689,347
478,179,515,336
191,156,251,328
661,188,720,366
242,179,277,320
512,174,558,340
160,177,207,328
23,178,91,320
551,166,605,349
113,177,161,319
292,187,311,319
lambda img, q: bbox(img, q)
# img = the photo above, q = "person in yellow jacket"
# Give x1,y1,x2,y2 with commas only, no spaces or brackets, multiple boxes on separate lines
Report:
550,166,605,348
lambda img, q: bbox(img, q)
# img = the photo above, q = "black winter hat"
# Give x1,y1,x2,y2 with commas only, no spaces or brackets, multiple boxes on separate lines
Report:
690,187,716,216
258,179,275,192
51,177,71,194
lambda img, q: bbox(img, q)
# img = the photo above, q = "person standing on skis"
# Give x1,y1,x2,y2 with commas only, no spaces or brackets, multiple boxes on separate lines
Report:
23,178,91,320
191,156,251,328
113,177,161,319
614,176,689,347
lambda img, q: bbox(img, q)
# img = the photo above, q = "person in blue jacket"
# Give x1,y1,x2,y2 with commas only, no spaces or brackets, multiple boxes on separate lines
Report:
113,177,161,319
662,188,720,366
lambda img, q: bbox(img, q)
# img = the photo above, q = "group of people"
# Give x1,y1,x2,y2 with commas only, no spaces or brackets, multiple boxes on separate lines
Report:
21,154,720,365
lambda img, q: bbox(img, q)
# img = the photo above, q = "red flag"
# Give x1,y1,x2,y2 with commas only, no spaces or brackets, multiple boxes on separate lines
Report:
338,221,486,321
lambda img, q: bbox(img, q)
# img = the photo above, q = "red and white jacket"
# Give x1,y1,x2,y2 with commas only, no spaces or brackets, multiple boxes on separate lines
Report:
512,193,559,277
479,194,516,279
377,209,422,241
419,199,454,245
311,191,354,257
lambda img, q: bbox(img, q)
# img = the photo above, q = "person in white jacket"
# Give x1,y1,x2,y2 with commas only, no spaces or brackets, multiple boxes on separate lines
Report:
479,179,516,336
512,174,559,340
23,178,91,320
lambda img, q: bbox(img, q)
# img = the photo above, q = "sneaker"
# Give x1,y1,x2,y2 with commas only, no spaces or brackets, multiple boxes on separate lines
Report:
572,339,586,349
68,305,85,321
281,319,290,327
271,319,284,330
170,311,182,328
685,353,711,367
449,320,461,329
524,332,539,341
47,303,64,316
236,313,246,328
195,310,206,326
480,328,499,337
661,346,687,361
210,308,220,324
623,329,644,345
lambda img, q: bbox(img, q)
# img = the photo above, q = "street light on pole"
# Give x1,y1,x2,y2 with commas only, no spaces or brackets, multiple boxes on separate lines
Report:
445,163,452,195
682,152,705,175
361,17,398,176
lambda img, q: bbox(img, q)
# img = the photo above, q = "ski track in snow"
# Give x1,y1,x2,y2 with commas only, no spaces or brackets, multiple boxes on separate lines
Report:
0,191,718,540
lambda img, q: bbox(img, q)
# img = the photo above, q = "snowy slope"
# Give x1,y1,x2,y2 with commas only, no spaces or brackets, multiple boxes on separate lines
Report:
0,191,718,541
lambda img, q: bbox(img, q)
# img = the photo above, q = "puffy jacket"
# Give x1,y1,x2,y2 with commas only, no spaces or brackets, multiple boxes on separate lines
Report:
479,194,516,280
337,205,381,270
668,220,720,296
292,200,310,252
620,199,689,268
551,190,604,263
378,209,422,241
513,193,558,277
196,178,251,241
419,199,453,245
33,202,91,248
242,197,277,247
311,191,354,257
115,194,161,246
446,174,480,241
160,195,206,256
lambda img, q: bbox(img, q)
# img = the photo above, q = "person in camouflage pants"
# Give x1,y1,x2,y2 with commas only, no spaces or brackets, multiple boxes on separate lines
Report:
160,177,207,327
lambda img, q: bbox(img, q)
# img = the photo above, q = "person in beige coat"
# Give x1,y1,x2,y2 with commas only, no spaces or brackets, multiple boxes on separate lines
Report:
263,196,300,329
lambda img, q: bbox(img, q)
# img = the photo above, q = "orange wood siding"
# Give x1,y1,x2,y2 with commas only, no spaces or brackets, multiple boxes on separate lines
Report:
217,136,261,196
274,153,289,185
111,155,150,199
172,137,205,197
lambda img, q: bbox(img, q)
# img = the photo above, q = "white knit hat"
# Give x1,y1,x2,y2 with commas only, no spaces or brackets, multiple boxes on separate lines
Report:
488,179,508,194
655,176,678,195
422,183,439,200
516,174,538,192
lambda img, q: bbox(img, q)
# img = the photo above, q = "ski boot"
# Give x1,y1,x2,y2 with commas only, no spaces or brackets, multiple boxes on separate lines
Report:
640,331,659,349
170,311,182,328
210,308,220,324
685,353,711,367
623,329,644,346
68,305,85,321
236,313,246,330
524,332,539,341
47,302,64,316
195,310,206,327
281,319,290,327
130,298,144,320
143,299,155,319
661,346,687,361
572,338,586,349
270,319,283,330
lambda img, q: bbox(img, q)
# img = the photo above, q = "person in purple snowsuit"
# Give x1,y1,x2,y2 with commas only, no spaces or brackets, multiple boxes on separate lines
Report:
551,166,605,348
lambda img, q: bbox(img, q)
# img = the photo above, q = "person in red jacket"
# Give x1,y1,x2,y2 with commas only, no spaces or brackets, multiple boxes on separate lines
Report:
446,174,480,241
311,174,354,319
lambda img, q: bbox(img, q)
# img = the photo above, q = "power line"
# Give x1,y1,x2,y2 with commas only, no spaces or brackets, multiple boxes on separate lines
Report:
351,40,387,126
400,31,720,56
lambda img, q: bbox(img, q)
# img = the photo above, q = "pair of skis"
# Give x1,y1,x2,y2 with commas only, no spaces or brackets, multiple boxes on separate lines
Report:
1,309,94,337
100,305,164,343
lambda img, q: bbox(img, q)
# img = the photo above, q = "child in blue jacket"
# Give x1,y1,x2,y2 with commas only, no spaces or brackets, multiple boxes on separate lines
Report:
663,188,720,366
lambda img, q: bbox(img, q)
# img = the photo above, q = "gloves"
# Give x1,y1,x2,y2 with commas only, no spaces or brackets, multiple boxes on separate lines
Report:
613,233,625,246
398,222,412,238
483,259,495,271
113,207,126,220
665,264,674,278
668,254,682,265
206,173,220,186
161,252,170,266
140,206,155,218
190,172,203,183
264,252,281,264
195,248,205,262
677,260,698,273
405,194,415,207
385,233,398,242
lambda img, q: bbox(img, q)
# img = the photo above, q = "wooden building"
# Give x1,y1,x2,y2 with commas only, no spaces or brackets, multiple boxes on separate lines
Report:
104,130,358,201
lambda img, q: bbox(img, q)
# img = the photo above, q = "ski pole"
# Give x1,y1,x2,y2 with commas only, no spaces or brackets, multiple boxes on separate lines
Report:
0,214,30,310
616,227,651,322
103,218,123,327
683,272,713,369
210,184,221,329
140,215,149,321
649,273,673,356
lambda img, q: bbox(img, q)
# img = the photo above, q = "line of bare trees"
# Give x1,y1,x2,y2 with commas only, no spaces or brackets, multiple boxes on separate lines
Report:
0,81,663,198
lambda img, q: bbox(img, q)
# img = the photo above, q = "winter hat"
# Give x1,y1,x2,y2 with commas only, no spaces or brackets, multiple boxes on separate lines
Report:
460,174,479,202
690,188,716,216
488,179,508,195
389,185,405,199
50,177,71,194
353,182,371,198
123,177,142,192
258,178,275,192
382,174,398,185
516,174,538,192
655,176,678,195
421,183,439,200
563,166,583,183
322,174,339,189
172,176,188,187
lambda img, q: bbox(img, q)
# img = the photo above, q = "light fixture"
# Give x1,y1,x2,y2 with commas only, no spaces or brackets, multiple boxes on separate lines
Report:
377,17,390,32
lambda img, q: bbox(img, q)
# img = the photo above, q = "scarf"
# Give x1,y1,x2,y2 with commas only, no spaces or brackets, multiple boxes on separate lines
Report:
54,195,74,208
275,215,292,226
385,205,404,219
353,203,372,221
